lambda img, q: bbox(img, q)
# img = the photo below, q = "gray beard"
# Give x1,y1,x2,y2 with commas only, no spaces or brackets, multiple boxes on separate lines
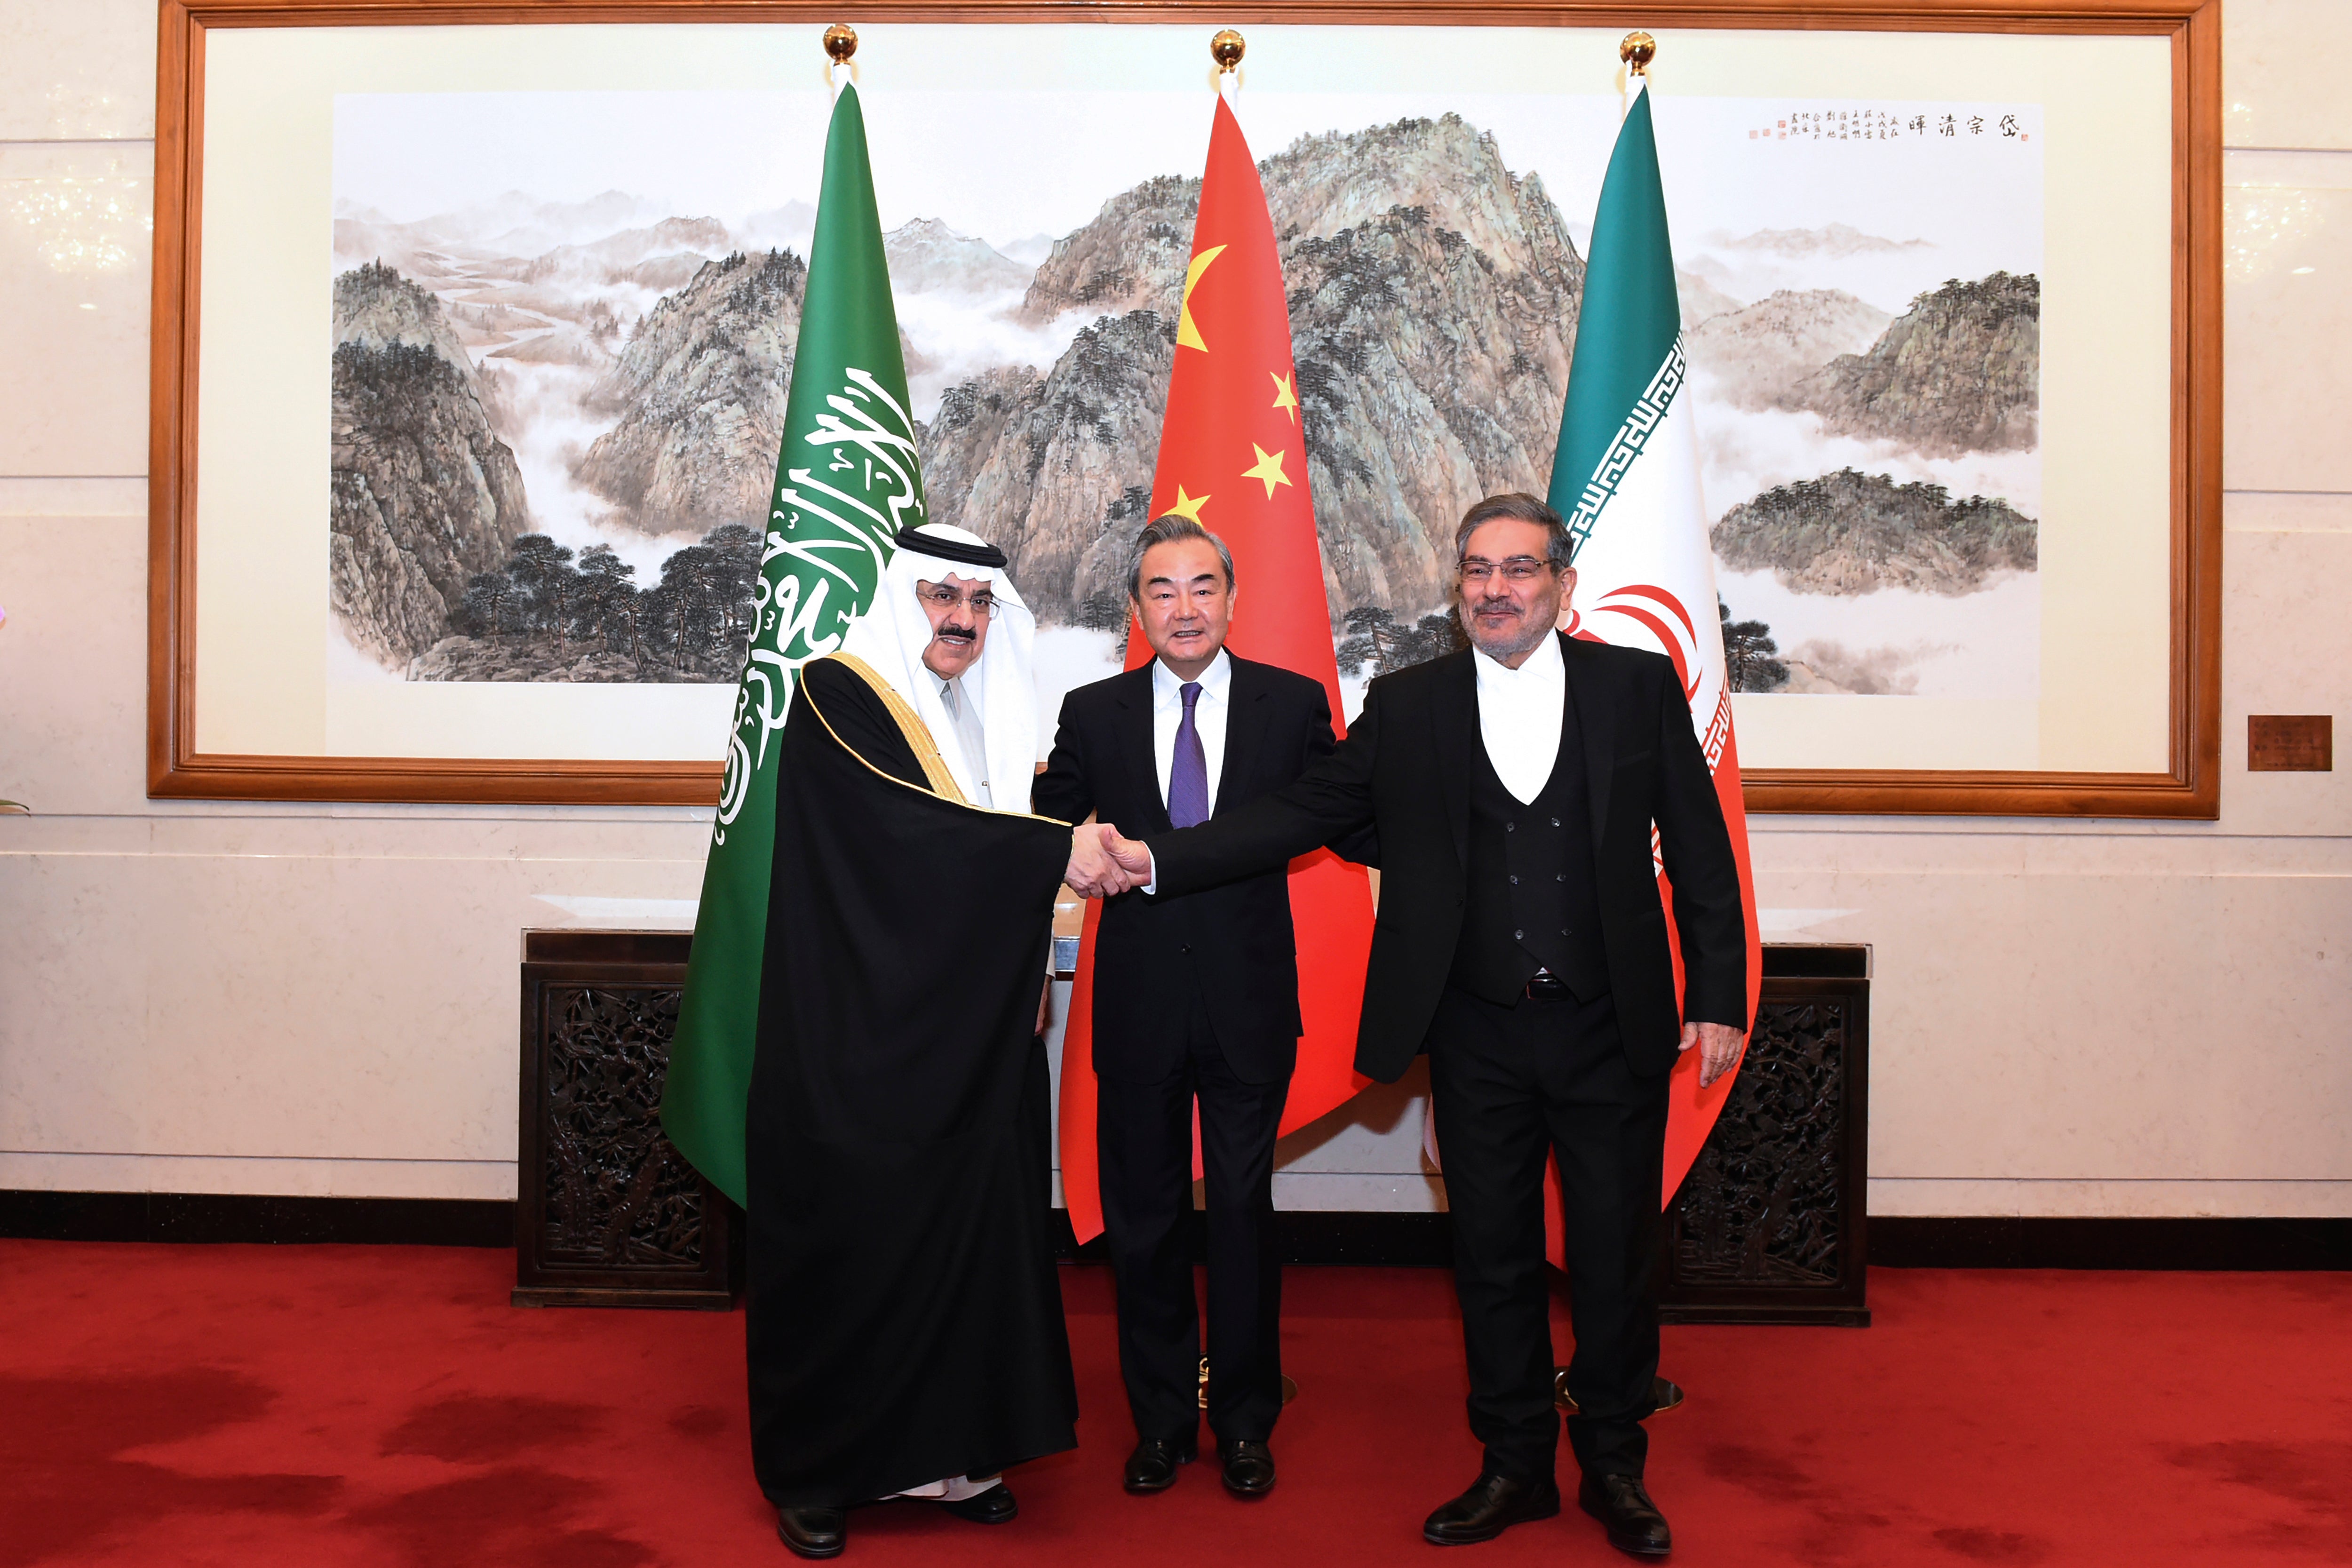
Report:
1460,602,1555,662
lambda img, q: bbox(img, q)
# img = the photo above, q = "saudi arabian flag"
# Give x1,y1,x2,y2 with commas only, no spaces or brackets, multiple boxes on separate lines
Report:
661,81,924,1206
1546,76,1763,1209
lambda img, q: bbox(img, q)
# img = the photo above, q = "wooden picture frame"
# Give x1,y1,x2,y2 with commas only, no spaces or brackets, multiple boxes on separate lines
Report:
149,0,2221,814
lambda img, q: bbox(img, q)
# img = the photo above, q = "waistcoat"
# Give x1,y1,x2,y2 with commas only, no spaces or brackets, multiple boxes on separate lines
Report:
1449,686,1610,1005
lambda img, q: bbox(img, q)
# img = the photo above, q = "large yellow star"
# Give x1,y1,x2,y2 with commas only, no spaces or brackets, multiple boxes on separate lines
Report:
1270,370,1299,425
1174,244,1227,354
1165,484,1210,523
1242,444,1292,499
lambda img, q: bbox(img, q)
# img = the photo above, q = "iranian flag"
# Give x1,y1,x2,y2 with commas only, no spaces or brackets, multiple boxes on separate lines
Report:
661,80,925,1206
1547,75,1764,1206
1058,86,1377,1243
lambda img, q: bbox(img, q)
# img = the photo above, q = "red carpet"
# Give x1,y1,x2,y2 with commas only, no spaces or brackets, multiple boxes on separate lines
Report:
3,1241,2347,1566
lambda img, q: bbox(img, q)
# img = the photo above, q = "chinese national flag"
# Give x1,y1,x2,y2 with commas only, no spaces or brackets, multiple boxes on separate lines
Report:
1059,91,1376,1244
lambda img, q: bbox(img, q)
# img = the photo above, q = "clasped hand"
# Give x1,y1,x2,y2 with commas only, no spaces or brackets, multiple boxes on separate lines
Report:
1064,822,1153,899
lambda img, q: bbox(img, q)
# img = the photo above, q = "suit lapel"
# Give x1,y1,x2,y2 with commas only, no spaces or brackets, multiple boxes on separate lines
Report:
1216,657,1275,817
1561,633,1615,849
1112,664,1172,836
1432,649,1477,868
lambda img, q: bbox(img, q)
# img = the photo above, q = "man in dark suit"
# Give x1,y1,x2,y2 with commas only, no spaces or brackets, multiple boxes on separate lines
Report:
1035,515,1367,1503
1095,494,1747,1558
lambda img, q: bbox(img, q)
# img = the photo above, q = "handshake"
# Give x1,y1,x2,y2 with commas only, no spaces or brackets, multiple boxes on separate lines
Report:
1064,822,1156,899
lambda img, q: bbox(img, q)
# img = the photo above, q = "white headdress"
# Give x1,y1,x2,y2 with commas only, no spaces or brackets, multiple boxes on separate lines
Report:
839,523,1038,813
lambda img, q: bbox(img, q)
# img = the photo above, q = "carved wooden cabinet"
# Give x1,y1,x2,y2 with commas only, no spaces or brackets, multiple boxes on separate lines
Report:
1658,943,1870,1326
515,931,736,1308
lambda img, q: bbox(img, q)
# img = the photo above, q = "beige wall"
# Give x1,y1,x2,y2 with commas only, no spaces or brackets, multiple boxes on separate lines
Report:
1,0,2345,1216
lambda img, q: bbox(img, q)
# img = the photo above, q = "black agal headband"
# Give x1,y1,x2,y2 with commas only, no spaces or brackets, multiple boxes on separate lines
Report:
894,525,1007,571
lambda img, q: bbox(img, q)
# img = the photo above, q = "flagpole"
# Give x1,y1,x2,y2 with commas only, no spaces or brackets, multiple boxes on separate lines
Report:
1555,25,1692,1426
1620,27,1654,121
824,20,856,98
1211,25,1244,100
1185,20,1306,1416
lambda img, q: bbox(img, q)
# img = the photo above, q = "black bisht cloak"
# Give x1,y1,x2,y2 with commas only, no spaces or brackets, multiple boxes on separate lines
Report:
746,653,1079,1508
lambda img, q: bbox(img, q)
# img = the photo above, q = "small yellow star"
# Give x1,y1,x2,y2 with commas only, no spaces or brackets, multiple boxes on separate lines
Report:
1165,484,1210,523
1174,244,1227,354
1242,444,1292,499
1270,370,1298,425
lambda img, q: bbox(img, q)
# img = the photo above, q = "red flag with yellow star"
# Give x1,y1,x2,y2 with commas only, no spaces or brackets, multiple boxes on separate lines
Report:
1059,90,1376,1244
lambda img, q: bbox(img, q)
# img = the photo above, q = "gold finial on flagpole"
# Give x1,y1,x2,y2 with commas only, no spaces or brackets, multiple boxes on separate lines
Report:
1211,28,1247,73
1620,30,1657,76
823,22,858,64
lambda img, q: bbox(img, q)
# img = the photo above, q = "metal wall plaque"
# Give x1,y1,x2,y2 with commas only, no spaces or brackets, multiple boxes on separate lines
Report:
2248,716,2333,772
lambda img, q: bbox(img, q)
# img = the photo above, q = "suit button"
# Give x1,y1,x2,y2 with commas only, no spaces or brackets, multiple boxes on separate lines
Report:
1505,822,1516,833
1561,927,1572,936
1180,944,1192,954
1513,929,1525,940
1550,816,1561,827
1509,876,1519,885
1556,873,1566,882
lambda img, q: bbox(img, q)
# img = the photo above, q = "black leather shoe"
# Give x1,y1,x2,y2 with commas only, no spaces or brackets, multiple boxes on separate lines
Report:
776,1505,846,1559
1124,1437,1197,1494
1218,1438,1275,1497
1422,1472,1562,1545
937,1484,1018,1524
1578,1472,1671,1558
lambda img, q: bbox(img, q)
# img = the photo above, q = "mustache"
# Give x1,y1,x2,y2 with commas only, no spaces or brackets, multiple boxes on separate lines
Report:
1472,595,1524,614
933,622,978,643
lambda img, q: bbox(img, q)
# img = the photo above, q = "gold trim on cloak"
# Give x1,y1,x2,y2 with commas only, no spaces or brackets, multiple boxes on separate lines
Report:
800,653,1073,827
824,652,969,805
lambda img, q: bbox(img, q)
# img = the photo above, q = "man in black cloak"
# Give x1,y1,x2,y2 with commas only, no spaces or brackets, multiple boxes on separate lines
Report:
747,524,1131,1559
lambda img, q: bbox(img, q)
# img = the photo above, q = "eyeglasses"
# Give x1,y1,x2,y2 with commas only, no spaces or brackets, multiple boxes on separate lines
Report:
1456,556,1554,584
916,584,1000,618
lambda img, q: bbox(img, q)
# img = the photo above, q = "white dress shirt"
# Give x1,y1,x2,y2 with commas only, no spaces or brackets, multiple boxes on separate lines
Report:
935,673,993,809
1152,648,1232,815
1471,631,1565,804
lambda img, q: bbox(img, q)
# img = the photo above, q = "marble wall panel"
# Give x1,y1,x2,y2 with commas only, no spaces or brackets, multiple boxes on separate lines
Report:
0,850,152,1152
143,809,718,873
1270,1066,1441,1212
2228,491,2352,533
1868,1178,2352,1219
0,516,148,817
0,0,156,141
0,478,148,515
0,1150,515,1201
0,141,152,476
5,844,703,1166
1785,867,2352,1186
2224,0,2352,153
2217,528,2352,838
2225,150,2352,493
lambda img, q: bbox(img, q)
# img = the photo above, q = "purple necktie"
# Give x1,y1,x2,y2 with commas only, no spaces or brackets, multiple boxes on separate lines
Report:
1168,681,1210,828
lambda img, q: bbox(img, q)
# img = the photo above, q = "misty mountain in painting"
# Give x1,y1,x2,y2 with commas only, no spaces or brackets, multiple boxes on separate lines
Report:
327,99,2040,701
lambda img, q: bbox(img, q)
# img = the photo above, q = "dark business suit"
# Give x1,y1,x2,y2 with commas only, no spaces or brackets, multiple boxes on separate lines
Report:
1035,653,1367,1446
1146,633,1745,1482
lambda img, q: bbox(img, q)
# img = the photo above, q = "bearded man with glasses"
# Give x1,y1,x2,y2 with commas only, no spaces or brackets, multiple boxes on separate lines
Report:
1083,493,1747,1558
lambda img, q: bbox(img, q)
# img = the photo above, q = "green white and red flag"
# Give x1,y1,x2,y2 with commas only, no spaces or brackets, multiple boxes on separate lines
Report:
1548,75,1764,1208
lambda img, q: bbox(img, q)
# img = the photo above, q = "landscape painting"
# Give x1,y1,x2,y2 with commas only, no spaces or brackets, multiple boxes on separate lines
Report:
327,88,2042,718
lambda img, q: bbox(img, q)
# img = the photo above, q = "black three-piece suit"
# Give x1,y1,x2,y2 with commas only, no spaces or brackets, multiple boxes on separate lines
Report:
1035,653,1369,1448
1146,632,1746,1483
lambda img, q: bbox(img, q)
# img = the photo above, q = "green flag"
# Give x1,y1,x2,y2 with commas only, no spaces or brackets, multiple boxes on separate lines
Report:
661,83,923,1206
1547,80,1681,549
1540,74,1761,1211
